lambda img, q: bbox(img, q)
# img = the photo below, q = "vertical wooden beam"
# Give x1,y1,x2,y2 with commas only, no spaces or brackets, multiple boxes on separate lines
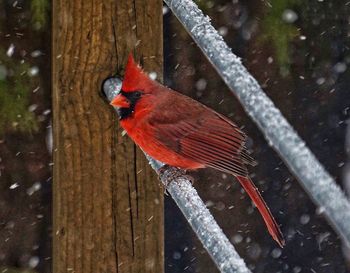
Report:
52,1,163,272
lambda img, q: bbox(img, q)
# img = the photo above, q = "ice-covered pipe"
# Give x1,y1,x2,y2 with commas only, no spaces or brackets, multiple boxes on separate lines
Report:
164,0,350,246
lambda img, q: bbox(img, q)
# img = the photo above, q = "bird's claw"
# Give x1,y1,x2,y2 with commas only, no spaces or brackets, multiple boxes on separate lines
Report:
158,165,193,188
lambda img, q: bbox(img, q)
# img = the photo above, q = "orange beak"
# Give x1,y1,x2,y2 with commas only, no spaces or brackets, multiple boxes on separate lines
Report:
110,94,130,108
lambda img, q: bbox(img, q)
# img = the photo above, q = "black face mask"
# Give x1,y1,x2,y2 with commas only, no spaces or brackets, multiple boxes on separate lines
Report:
117,90,143,120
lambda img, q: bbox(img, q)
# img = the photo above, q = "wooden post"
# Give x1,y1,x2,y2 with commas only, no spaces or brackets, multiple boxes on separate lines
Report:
52,1,163,273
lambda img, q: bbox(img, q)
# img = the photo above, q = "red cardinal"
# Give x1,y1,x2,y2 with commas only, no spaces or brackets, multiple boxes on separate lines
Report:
111,54,285,247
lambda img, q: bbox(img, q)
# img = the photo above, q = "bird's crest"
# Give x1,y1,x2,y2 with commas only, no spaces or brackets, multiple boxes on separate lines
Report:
122,53,152,92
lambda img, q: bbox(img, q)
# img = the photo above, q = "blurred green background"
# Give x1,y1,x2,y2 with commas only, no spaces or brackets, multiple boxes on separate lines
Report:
0,1,51,272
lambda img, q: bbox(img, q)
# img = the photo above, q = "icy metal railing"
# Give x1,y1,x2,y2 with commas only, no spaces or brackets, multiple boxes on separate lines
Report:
103,78,251,273
163,0,350,246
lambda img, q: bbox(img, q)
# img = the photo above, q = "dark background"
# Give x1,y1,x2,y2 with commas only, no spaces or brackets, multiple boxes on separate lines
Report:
0,0,349,272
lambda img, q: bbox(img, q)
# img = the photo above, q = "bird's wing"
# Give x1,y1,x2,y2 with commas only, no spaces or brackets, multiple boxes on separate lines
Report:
149,96,255,176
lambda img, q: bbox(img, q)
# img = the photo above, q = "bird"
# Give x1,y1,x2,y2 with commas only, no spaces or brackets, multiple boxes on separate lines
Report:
110,54,285,247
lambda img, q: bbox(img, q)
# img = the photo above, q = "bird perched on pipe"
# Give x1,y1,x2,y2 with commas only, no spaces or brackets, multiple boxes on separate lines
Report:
110,54,285,247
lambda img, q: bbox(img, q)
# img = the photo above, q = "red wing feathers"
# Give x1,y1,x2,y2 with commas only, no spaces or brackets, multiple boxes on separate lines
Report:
150,94,254,176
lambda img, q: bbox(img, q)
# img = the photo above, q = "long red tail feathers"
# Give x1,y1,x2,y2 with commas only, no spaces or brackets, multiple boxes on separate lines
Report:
236,175,285,247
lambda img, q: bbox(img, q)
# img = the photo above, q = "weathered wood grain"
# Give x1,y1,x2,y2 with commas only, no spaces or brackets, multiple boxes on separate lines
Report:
52,1,163,272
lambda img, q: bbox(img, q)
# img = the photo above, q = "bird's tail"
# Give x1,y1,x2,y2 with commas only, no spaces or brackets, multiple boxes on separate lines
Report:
236,175,285,247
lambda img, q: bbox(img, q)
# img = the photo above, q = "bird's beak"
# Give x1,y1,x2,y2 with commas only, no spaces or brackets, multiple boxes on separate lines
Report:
110,94,130,108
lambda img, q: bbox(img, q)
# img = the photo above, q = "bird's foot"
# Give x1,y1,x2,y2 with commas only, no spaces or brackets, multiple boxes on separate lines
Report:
158,165,193,187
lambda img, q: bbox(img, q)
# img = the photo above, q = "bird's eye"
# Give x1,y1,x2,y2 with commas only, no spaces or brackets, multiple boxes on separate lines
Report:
134,91,142,98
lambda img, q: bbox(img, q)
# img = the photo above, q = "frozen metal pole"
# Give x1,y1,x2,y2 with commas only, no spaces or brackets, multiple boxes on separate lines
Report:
163,0,350,246
103,78,251,273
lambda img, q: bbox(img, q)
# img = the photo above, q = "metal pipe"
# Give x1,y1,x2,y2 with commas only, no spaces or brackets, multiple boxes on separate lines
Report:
163,0,350,247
